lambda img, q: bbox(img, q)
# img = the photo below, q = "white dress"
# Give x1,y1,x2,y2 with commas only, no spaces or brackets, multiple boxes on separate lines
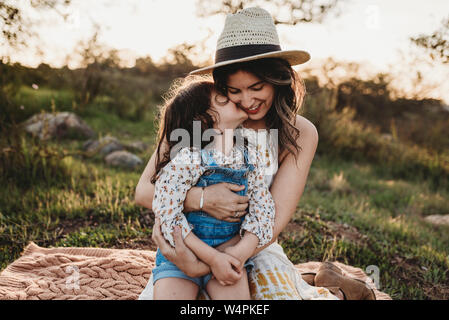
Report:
138,128,338,300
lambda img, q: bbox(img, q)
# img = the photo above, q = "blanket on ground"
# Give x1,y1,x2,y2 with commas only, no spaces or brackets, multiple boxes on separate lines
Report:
0,242,391,300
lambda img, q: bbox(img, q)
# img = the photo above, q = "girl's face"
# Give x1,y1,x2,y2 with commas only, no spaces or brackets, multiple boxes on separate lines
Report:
210,90,248,130
226,70,275,121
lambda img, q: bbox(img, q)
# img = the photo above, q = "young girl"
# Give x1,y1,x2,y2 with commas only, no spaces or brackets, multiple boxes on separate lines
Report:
150,77,276,300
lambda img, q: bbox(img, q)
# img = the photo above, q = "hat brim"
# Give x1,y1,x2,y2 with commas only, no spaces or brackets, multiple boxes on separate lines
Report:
189,50,311,75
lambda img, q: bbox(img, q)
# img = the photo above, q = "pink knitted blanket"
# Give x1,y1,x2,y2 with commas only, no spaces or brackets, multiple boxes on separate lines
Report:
0,242,391,300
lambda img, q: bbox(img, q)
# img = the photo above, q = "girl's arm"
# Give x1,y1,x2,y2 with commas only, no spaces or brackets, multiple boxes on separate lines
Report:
183,233,243,286
239,148,276,248
223,232,259,270
152,147,206,247
252,115,319,255
223,150,276,267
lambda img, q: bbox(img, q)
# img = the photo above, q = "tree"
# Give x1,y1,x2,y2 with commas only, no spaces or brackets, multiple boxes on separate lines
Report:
67,30,122,109
1,1,73,125
0,0,72,52
196,0,343,25
411,16,449,64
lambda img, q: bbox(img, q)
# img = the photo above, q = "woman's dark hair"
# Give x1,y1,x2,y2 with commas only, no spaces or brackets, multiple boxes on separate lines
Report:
151,76,220,183
213,58,306,158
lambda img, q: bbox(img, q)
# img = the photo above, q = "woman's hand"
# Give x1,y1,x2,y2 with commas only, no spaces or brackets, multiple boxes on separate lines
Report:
186,183,249,222
152,218,210,278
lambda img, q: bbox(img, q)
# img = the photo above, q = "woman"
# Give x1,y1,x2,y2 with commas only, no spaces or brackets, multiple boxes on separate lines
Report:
136,7,340,300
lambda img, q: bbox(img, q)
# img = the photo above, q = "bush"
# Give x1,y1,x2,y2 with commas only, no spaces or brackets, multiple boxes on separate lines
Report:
0,123,72,189
302,87,449,191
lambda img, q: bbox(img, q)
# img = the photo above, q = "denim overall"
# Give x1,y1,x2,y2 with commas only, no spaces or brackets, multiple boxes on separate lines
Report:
152,146,255,289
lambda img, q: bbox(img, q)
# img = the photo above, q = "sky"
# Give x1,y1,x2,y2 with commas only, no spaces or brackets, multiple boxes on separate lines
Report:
4,0,449,103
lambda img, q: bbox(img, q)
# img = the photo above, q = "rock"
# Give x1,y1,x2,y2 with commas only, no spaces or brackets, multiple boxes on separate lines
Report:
22,112,95,140
83,136,125,156
125,141,149,153
424,214,449,226
104,150,143,169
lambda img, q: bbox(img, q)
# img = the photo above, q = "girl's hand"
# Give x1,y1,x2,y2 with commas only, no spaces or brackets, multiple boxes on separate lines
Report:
152,218,210,278
200,183,250,222
209,252,242,286
223,246,245,272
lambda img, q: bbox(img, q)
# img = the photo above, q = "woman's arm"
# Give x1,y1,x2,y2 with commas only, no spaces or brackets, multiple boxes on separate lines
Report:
135,149,158,210
252,115,319,255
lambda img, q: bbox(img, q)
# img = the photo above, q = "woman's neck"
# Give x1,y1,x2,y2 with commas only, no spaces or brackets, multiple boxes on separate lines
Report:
242,118,267,130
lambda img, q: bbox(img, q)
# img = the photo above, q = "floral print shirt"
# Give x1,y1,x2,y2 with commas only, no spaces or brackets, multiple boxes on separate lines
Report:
152,144,275,249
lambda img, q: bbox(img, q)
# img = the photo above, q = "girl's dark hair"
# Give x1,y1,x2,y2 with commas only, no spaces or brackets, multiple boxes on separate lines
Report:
151,76,234,184
151,76,220,183
213,58,306,158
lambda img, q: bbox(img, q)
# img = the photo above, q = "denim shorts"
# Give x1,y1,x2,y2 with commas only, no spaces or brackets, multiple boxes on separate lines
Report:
152,208,256,289
152,248,213,288
152,249,255,289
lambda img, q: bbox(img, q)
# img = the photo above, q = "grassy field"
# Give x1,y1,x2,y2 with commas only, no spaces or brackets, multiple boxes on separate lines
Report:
1,88,448,300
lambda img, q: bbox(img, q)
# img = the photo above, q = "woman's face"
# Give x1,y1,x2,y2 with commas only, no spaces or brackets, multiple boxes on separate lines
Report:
210,89,248,129
226,70,275,121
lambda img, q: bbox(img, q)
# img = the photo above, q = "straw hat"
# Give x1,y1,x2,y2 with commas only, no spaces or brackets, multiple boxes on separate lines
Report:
190,7,311,75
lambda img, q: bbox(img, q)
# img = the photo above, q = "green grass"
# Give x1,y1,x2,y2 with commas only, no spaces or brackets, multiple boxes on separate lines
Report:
279,153,449,299
80,101,158,144
10,86,76,123
1,88,448,300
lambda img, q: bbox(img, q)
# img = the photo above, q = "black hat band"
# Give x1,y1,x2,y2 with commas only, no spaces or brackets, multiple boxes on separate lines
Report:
215,44,282,64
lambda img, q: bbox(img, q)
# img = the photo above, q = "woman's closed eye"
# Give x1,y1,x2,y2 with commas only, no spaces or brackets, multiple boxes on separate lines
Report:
228,85,264,94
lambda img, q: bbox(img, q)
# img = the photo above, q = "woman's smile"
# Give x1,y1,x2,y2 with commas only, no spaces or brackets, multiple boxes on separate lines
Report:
244,102,263,114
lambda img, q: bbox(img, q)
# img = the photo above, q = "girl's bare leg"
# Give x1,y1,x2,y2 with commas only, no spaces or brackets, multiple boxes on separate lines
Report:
206,271,251,300
154,277,199,300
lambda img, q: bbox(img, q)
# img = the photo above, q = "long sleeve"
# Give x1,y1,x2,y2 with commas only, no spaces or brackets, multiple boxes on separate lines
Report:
152,147,205,248
240,150,276,248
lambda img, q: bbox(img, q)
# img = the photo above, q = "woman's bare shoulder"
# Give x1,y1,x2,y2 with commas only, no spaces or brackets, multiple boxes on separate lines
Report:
279,115,318,163
294,115,319,143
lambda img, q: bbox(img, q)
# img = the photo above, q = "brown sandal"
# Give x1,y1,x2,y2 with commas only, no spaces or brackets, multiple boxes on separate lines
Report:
301,260,345,285
318,261,344,275
300,273,346,300
314,268,376,300
301,272,317,286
